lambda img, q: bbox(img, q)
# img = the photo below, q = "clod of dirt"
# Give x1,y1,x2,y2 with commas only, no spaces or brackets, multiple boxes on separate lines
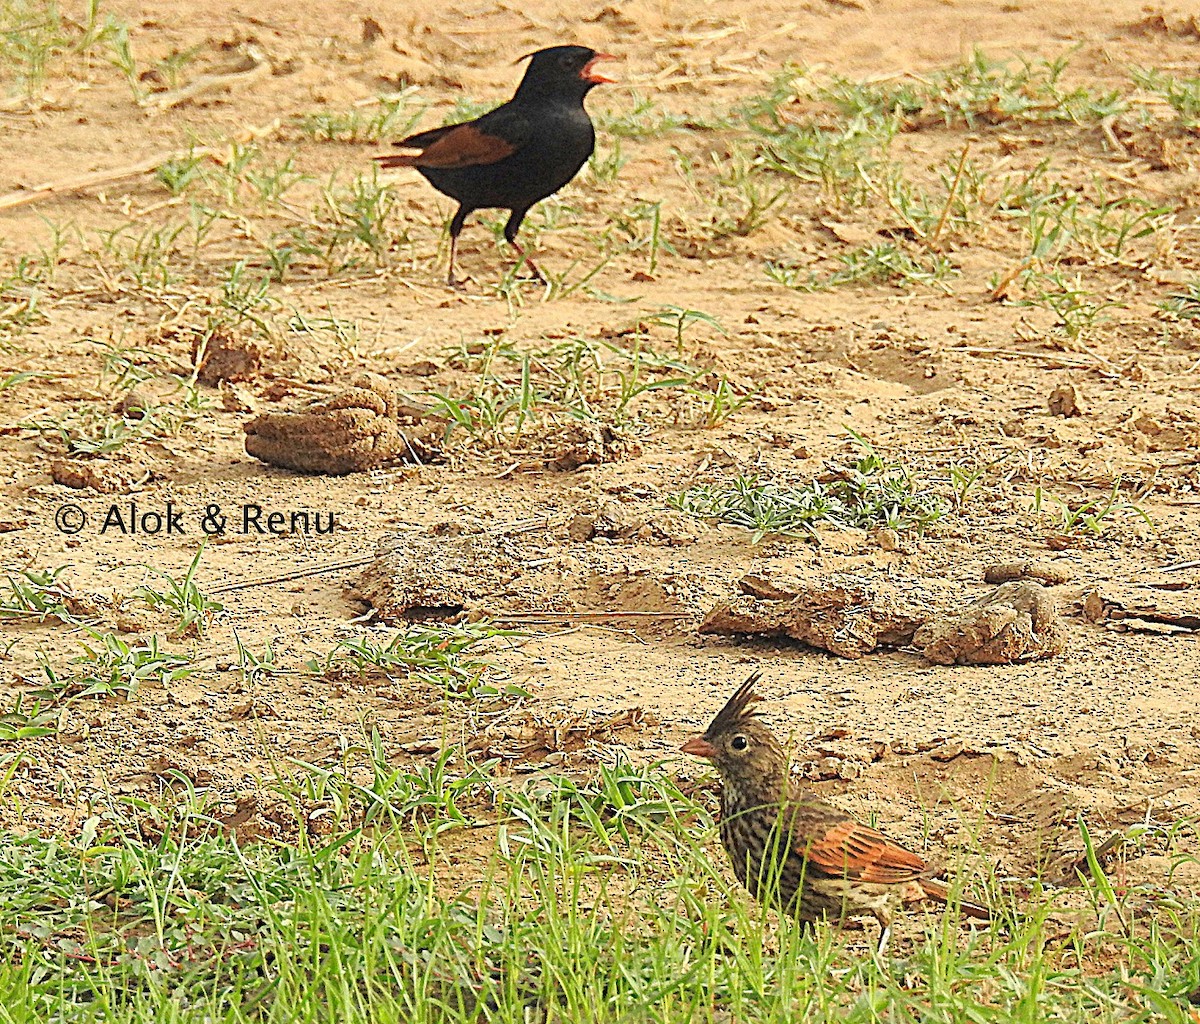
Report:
51,458,149,493
1082,587,1200,634
698,572,928,659
873,527,900,551
1048,383,1083,417
568,513,598,541
538,422,638,471
568,500,645,542
569,506,703,547
595,502,645,538
354,527,521,623
984,560,1074,585
929,740,967,762
193,327,284,385
219,380,258,413
916,581,1065,665
1044,535,1078,552
1125,10,1200,39
243,372,440,475
114,387,156,418
405,358,443,377
737,574,804,601
361,16,384,45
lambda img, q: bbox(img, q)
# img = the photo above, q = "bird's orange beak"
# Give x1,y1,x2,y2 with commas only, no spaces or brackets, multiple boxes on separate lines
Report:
582,53,618,85
681,735,716,759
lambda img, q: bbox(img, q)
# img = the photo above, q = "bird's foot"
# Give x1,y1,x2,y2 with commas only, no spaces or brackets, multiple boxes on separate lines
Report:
507,243,547,285
446,273,473,291
508,263,546,285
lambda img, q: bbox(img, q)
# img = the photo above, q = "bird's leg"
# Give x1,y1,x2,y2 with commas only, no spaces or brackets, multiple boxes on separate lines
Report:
873,908,894,957
875,923,893,957
446,206,472,290
503,208,545,284
508,240,546,284
445,234,466,290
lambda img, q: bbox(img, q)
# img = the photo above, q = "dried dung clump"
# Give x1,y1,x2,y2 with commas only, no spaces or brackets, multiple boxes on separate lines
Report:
244,372,441,474
916,581,1065,665
354,526,522,623
699,573,928,659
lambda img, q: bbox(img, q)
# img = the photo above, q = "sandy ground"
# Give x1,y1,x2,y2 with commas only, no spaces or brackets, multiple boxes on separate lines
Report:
1,0,1199,901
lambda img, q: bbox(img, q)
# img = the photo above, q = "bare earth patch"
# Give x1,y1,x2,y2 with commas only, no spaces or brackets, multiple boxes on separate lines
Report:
1,0,1199,1000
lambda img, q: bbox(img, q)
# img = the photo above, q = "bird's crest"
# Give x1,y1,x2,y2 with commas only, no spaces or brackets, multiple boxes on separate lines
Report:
705,670,763,737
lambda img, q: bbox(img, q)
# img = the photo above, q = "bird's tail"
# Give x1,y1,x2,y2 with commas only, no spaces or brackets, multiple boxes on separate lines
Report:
918,878,993,922
372,153,419,169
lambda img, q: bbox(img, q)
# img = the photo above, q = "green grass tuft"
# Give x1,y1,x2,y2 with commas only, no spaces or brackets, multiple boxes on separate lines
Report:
671,434,948,541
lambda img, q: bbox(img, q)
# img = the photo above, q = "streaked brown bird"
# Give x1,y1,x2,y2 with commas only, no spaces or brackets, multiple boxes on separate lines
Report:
681,672,989,948
373,45,615,287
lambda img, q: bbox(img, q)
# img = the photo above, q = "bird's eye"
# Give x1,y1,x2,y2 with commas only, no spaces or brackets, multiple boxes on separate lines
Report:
730,735,749,751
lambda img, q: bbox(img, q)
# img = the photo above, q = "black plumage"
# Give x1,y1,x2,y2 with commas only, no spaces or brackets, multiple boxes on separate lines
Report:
375,45,615,286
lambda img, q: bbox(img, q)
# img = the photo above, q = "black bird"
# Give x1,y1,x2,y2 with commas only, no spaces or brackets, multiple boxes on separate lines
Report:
374,45,615,287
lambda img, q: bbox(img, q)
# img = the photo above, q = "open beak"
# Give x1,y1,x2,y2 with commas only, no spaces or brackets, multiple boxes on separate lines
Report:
681,735,716,759
581,52,618,85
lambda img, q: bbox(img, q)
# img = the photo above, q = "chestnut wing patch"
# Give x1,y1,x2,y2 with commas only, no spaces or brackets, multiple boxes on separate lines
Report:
801,819,926,885
400,123,519,168
375,103,532,170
